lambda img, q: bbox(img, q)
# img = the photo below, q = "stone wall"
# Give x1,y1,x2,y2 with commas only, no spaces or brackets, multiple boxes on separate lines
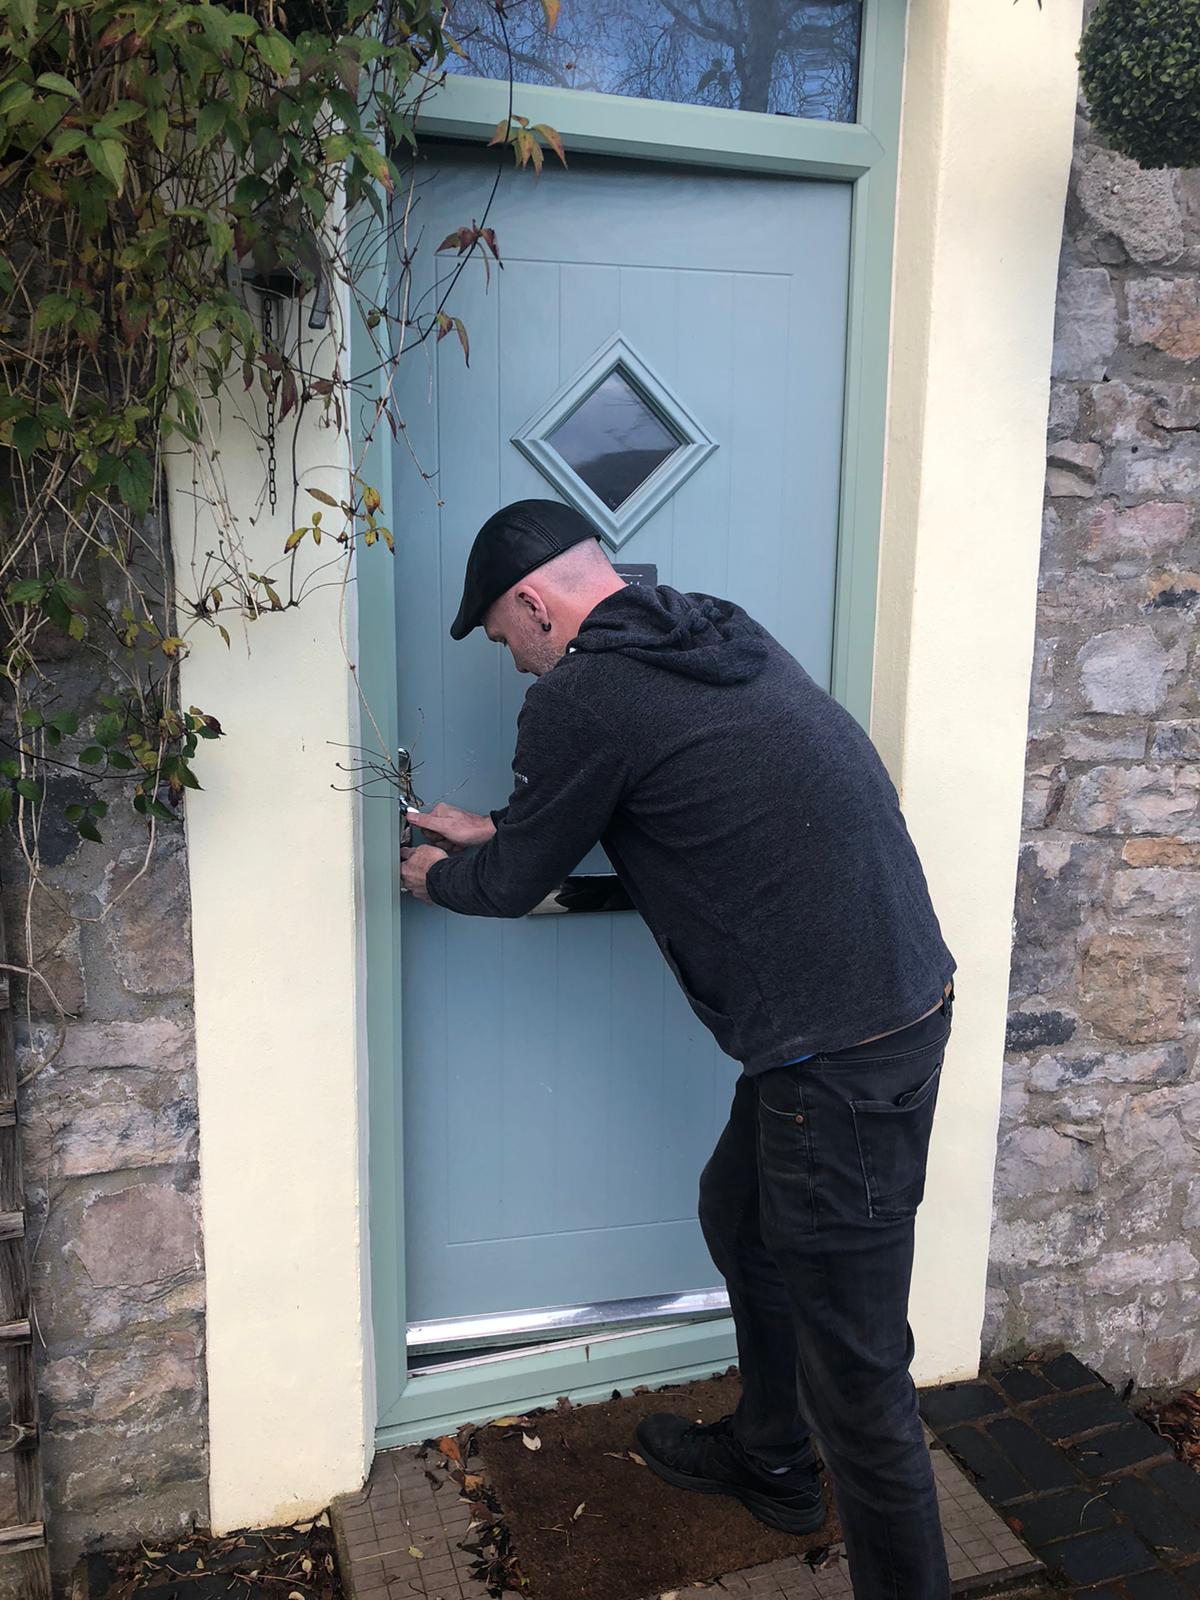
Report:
987,98,1200,1389
0,541,208,1585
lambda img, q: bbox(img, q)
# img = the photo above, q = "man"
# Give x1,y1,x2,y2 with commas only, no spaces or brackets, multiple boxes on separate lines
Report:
401,498,957,1599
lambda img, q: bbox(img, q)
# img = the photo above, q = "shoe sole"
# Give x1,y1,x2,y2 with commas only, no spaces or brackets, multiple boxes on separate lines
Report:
634,1428,827,1537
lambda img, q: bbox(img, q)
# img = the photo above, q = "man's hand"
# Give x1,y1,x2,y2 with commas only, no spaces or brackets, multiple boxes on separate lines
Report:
406,802,496,853
401,843,448,904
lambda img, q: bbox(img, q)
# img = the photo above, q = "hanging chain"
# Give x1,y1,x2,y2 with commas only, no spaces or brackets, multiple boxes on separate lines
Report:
261,293,278,516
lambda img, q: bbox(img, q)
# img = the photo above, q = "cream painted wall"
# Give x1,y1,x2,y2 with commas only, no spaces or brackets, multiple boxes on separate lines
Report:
878,0,1084,1383
169,0,1085,1528
166,293,373,1531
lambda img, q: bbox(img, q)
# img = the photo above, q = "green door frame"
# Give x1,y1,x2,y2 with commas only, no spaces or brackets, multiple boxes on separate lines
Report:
354,0,907,1448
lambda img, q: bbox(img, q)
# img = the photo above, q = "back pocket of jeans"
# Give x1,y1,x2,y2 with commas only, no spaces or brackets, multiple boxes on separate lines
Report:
849,1062,942,1220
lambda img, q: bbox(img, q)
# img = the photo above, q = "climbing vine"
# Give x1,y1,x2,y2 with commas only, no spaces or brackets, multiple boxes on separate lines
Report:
0,0,560,869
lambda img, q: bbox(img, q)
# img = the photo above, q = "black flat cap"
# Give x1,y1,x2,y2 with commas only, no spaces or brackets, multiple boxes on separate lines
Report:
450,499,600,640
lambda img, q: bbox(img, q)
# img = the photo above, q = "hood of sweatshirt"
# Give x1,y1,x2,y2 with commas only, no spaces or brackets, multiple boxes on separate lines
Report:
569,584,768,686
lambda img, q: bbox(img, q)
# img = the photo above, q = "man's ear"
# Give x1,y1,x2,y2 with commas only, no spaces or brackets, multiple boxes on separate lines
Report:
516,583,548,624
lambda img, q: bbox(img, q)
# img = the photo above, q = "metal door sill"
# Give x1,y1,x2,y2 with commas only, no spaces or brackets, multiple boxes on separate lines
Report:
406,1290,730,1377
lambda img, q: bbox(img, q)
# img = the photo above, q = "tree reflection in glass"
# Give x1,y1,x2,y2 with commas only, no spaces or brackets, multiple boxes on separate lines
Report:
441,0,861,122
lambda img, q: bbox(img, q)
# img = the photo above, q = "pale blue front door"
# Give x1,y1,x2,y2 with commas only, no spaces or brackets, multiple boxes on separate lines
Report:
393,144,850,1332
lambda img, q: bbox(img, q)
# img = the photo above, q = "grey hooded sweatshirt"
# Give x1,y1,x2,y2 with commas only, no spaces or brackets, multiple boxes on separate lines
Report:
426,585,956,1073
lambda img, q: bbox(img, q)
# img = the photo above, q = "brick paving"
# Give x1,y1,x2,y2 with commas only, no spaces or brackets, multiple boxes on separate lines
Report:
332,1417,1040,1600
919,1354,1200,1598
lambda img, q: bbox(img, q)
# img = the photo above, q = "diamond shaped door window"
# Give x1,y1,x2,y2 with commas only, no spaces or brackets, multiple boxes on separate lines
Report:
512,335,717,548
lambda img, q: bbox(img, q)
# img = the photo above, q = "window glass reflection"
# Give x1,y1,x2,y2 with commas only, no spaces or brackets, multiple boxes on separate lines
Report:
548,369,683,510
442,0,861,122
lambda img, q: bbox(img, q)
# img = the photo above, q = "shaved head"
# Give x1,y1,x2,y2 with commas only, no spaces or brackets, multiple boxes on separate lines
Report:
484,539,624,675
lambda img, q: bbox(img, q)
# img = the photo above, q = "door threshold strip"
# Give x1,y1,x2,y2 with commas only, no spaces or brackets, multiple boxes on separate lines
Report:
407,1288,730,1356
407,1316,728,1378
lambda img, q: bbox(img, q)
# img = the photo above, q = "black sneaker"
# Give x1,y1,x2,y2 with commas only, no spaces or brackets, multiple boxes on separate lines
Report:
634,1412,826,1535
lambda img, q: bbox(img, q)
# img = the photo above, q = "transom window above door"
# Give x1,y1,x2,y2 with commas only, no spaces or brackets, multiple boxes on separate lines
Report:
512,334,717,547
440,0,862,122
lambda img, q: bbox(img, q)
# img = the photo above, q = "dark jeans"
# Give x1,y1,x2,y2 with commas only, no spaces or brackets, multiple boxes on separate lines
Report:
698,988,954,1600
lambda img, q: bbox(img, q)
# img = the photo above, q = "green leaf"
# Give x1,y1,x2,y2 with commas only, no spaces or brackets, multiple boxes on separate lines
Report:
78,817,103,844
64,803,84,822
35,72,80,99
84,138,126,194
226,65,251,110
88,799,108,817
15,778,41,803
234,174,270,207
106,751,135,771
195,100,227,149
10,0,35,36
0,759,17,780
33,293,75,331
0,791,11,828
12,415,43,462
250,124,282,171
196,3,236,47
99,101,145,128
323,132,354,163
117,450,154,518
79,746,104,764
50,709,78,736
7,578,46,604
44,583,72,633
68,612,87,641
47,127,87,160
255,31,294,77
146,105,168,150
20,707,43,728
206,218,234,263
94,713,124,746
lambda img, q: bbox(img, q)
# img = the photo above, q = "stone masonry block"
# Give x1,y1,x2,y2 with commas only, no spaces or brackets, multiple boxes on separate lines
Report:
1075,147,1185,265
1065,766,1200,838
1080,929,1189,1042
1053,268,1119,379
1127,277,1200,362
72,1181,199,1287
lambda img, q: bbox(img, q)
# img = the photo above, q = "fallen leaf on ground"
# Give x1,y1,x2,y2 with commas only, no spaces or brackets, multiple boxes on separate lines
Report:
437,1433,462,1463
463,1472,484,1491
522,1432,542,1451
571,1503,585,1521
408,1545,424,1559
489,1415,528,1427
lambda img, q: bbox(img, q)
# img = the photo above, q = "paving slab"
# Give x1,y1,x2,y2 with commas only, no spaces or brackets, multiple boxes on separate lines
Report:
920,1354,1200,1600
